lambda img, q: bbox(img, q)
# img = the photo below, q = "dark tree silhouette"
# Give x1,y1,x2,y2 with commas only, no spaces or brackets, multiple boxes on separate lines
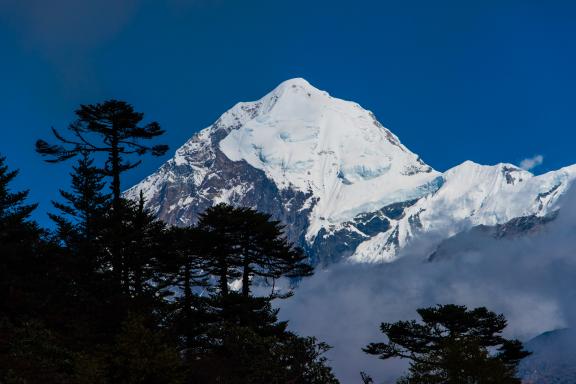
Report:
0,155,41,316
36,100,168,212
233,206,313,297
197,203,313,298
160,226,211,356
1,150,338,383
36,100,168,289
0,156,38,232
49,151,110,249
196,204,242,297
364,304,531,383
121,192,167,297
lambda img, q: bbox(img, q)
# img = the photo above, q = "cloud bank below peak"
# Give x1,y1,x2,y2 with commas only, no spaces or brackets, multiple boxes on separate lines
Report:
279,184,576,383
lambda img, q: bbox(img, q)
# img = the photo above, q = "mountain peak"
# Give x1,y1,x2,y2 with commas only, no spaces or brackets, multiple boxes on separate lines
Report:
217,79,439,238
276,77,315,89
263,77,329,107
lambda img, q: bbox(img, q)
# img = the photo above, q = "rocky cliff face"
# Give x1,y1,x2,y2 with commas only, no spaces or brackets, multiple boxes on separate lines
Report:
125,78,576,265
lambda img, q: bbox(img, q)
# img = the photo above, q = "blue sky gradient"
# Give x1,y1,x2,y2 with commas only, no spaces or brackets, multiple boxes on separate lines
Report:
0,0,575,225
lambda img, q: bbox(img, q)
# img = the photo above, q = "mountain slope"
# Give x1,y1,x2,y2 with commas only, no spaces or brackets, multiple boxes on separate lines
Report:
352,161,576,262
520,329,576,383
126,78,576,265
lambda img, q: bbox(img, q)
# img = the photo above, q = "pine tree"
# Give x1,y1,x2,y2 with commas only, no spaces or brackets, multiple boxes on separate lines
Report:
122,192,167,298
36,100,168,289
49,152,110,253
233,206,313,298
0,155,42,317
193,324,339,384
197,203,312,298
96,194,168,299
0,156,77,384
36,100,168,212
197,204,242,297
363,304,531,383
188,204,337,383
0,155,38,243
160,226,211,356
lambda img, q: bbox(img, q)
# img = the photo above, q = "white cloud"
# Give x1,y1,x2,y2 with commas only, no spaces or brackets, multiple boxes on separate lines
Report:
520,155,544,171
279,185,576,383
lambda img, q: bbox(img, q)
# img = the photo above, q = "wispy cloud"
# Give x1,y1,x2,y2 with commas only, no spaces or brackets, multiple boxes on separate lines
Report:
520,155,544,171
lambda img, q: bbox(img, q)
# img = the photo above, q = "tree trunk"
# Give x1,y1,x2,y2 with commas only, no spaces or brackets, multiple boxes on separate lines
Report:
183,262,193,355
110,121,124,293
219,255,229,297
241,259,250,297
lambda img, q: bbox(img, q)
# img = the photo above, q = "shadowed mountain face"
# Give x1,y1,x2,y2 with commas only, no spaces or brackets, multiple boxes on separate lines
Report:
125,78,576,266
520,329,576,384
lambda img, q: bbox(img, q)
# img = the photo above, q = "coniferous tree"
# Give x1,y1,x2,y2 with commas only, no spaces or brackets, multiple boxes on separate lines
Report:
197,204,312,298
197,204,242,297
46,152,118,345
188,203,338,383
0,155,42,317
195,326,339,384
103,314,184,384
1,148,339,383
364,304,531,383
160,226,211,357
0,156,77,384
36,100,168,212
196,204,306,339
122,193,167,298
49,151,110,249
96,194,168,300
36,100,169,287
233,206,313,298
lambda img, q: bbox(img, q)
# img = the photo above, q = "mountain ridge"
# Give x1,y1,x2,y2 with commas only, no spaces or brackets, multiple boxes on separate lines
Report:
125,78,576,264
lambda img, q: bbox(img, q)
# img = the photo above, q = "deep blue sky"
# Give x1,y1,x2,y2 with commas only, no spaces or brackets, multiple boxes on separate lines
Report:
1,0,575,225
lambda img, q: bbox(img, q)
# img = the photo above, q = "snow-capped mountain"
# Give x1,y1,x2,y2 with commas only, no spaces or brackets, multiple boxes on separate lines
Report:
125,78,576,265
352,161,576,262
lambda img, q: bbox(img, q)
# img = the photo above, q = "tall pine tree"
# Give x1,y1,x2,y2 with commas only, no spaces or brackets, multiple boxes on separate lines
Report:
0,155,42,317
49,151,110,252
36,100,168,290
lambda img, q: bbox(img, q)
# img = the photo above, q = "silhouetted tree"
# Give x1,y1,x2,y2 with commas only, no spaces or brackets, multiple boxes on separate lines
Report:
36,100,168,212
159,226,211,357
197,204,312,298
0,156,76,383
36,100,168,287
46,151,120,345
192,325,339,384
1,148,339,383
96,194,168,300
364,304,531,383
0,155,42,317
232,206,313,297
49,151,110,249
122,193,167,298
103,314,184,384
197,204,242,297
188,204,335,383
